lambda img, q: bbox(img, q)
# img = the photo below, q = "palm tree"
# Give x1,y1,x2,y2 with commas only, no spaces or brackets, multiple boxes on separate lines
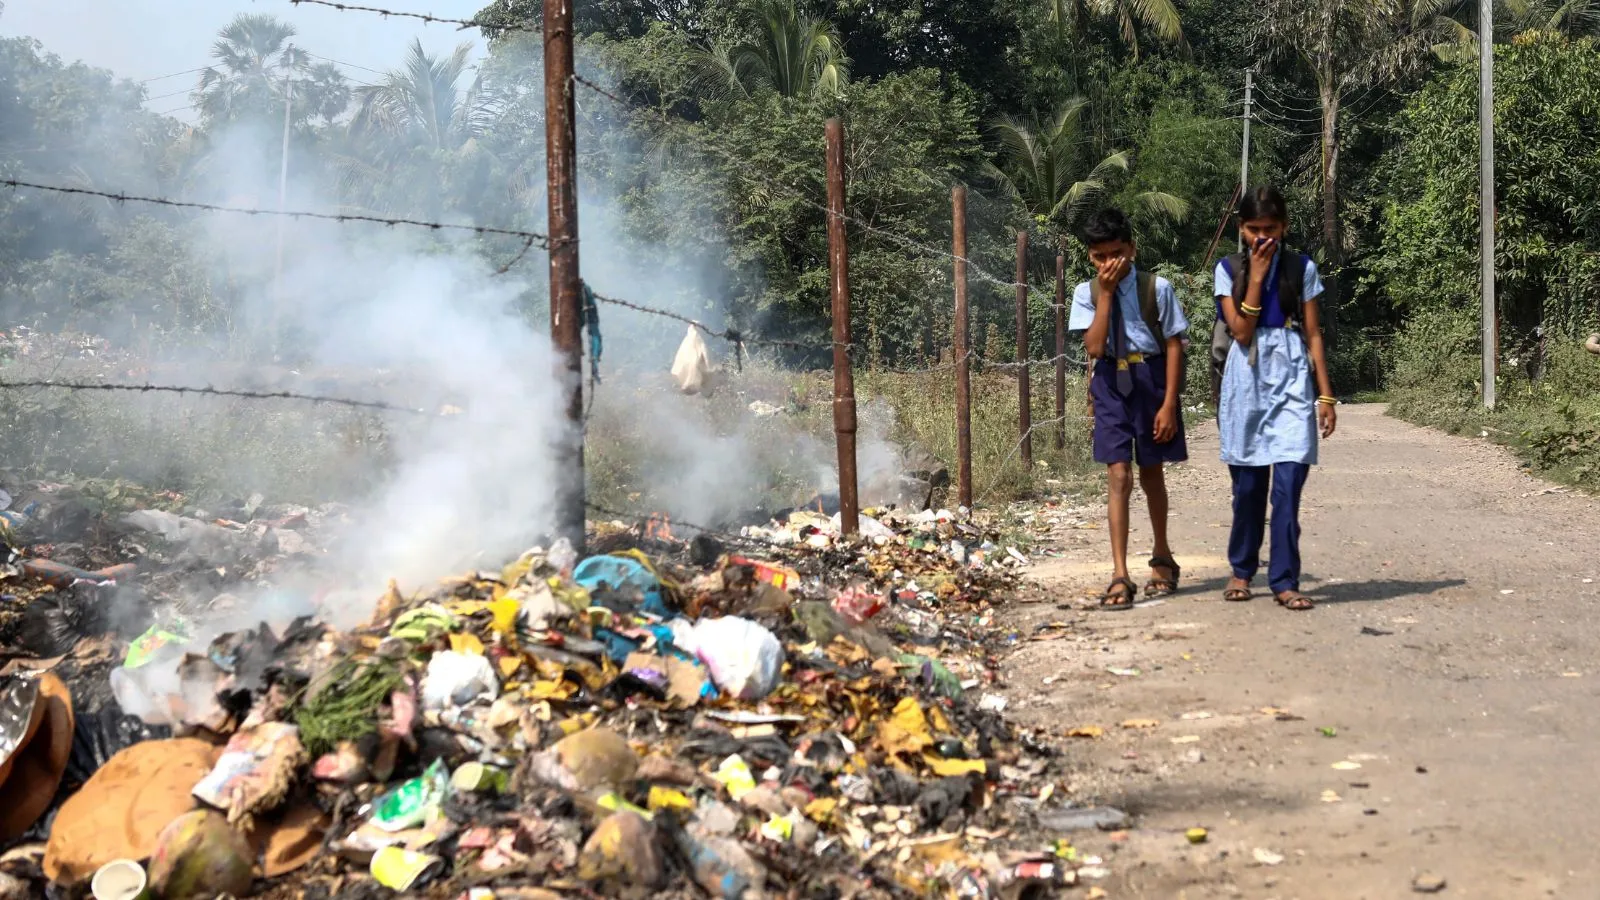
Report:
195,14,307,123
1048,0,1185,56
1415,0,1600,58
350,39,497,152
1255,0,1433,311
986,99,1188,233
696,0,849,99
338,39,506,218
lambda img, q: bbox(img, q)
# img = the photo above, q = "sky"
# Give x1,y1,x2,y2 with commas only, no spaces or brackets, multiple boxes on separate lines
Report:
0,0,491,119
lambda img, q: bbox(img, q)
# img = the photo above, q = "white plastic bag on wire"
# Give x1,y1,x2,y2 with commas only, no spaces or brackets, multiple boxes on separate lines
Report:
671,325,712,394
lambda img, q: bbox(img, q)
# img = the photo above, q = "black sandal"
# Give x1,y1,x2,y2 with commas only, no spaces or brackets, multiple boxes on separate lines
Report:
1145,556,1181,597
1100,577,1138,610
1275,590,1314,611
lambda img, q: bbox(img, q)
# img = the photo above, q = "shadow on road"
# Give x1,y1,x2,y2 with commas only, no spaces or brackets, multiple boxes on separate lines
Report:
1309,578,1467,604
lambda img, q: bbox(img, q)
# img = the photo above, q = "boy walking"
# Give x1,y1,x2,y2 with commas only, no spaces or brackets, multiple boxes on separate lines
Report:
1069,208,1189,609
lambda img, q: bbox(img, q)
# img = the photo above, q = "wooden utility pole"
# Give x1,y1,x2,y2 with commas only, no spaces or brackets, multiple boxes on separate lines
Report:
1238,67,1253,253
1015,231,1032,471
1054,252,1066,451
544,0,585,550
953,186,972,508
272,52,294,355
1479,0,1497,410
825,118,860,536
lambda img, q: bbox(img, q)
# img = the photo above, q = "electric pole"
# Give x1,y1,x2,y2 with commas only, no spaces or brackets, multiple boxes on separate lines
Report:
1238,67,1253,253
1479,0,1496,410
273,48,294,356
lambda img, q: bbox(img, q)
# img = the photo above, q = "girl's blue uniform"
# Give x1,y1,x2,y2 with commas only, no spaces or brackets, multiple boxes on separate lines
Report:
1213,252,1325,594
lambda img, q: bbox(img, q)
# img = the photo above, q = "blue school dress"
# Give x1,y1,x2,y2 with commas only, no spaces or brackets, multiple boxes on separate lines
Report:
1213,253,1325,467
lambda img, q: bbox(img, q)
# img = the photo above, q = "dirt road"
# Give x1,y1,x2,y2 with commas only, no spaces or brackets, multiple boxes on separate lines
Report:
1002,404,1600,899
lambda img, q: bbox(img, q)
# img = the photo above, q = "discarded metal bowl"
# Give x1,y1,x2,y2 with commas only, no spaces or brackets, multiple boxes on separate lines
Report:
90,859,148,900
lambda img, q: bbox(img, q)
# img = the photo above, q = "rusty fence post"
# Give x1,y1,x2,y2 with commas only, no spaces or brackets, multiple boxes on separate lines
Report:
825,118,859,536
1015,231,1032,471
953,186,972,509
1054,252,1066,451
544,0,584,552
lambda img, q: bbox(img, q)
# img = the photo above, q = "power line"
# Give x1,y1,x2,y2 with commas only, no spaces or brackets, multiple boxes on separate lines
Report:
137,66,209,85
286,0,542,35
0,380,436,415
303,51,388,77
144,88,194,104
1,178,551,248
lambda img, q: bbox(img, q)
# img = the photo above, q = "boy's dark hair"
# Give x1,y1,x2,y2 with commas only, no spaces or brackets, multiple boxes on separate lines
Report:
1238,185,1289,223
1081,207,1133,246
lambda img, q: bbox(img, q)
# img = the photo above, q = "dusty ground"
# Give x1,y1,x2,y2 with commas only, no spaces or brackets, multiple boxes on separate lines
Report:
998,404,1600,899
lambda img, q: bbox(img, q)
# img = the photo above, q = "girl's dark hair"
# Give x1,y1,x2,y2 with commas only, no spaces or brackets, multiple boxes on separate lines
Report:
1238,185,1289,223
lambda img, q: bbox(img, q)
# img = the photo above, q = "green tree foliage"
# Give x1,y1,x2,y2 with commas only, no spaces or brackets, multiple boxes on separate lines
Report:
1375,31,1600,392
695,0,850,99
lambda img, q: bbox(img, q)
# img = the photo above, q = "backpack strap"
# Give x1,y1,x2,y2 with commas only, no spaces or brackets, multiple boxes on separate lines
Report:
1136,271,1163,350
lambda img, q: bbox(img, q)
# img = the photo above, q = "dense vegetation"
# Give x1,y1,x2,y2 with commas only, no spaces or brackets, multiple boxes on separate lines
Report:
1,0,1597,491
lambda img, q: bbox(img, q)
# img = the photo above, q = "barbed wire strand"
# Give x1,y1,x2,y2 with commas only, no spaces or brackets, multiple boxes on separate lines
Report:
285,0,539,34
2,178,553,247
976,412,1089,504
0,380,438,415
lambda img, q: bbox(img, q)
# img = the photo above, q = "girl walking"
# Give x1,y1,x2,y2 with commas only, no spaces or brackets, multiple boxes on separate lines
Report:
1212,186,1337,611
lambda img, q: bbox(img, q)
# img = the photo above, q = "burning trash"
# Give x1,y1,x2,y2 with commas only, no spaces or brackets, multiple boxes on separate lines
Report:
0,469,1079,900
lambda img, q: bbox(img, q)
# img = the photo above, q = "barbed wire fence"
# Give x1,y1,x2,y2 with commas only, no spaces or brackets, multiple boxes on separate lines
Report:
0,0,1106,538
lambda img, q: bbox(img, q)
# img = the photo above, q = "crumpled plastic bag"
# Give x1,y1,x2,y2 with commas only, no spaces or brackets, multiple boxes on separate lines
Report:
670,326,712,394
670,617,783,700
191,722,306,824
421,651,499,710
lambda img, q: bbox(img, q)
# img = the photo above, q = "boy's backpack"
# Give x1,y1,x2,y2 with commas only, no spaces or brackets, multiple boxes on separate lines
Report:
1208,250,1307,405
1087,269,1186,399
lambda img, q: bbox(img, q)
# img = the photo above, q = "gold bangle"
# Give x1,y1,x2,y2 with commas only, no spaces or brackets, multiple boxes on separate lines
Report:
1316,396,1336,406
1239,304,1262,316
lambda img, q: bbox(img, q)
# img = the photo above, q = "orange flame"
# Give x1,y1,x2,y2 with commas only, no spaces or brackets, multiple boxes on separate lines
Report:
645,513,674,542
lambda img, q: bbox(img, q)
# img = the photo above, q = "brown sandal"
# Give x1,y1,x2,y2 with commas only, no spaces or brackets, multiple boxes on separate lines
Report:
1275,591,1314,611
1100,577,1138,610
1223,578,1252,602
1145,556,1181,597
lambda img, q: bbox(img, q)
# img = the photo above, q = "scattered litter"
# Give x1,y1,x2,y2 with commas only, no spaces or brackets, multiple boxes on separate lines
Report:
1360,626,1394,636
1413,873,1448,893
1252,848,1284,866
1332,761,1363,770
1185,827,1208,844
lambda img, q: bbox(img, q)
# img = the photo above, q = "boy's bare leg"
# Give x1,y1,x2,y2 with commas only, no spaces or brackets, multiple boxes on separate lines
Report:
1108,462,1134,580
1139,464,1174,565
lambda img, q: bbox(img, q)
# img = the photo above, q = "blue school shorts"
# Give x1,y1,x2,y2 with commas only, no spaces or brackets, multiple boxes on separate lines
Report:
1089,356,1188,466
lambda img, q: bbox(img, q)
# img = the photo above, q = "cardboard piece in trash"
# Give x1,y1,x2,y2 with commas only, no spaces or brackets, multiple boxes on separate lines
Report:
43,738,221,884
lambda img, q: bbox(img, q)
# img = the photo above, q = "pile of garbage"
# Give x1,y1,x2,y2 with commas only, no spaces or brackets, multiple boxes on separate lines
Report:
0,498,1113,900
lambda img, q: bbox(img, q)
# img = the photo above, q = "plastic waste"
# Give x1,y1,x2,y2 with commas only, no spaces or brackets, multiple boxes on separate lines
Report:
371,759,451,832
672,825,764,899
671,325,712,394
370,845,444,891
574,554,669,618
830,584,886,625
421,651,499,709
191,722,306,823
671,617,783,700
89,859,146,900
